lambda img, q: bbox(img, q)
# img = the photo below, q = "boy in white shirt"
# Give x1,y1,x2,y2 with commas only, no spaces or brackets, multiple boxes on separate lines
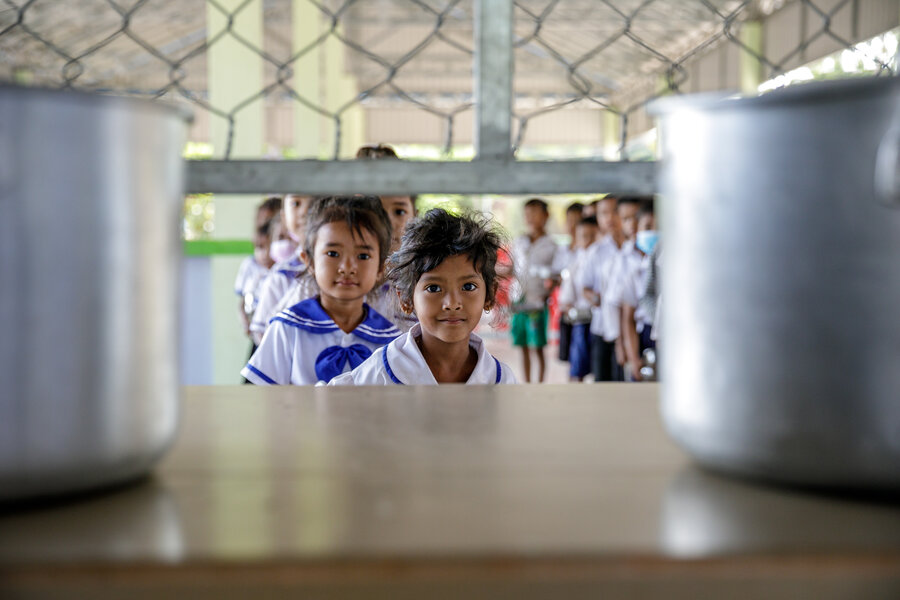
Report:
507,198,559,383
553,201,585,363
558,216,598,381
620,199,658,381
601,197,644,381
329,208,515,385
582,195,623,381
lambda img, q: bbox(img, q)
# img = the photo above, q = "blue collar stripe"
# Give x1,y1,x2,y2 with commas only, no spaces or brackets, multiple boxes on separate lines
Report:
494,357,501,384
381,348,404,385
246,364,276,385
269,315,338,334
279,312,338,329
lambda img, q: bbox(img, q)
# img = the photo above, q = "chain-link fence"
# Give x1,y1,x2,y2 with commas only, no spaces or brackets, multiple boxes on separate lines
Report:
1,1,897,168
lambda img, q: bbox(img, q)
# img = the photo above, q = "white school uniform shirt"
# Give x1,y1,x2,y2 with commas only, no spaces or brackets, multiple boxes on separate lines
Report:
327,323,516,385
509,233,559,308
250,255,306,341
617,251,652,331
242,297,401,385
234,257,270,302
602,240,643,342
557,248,593,313
581,235,618,337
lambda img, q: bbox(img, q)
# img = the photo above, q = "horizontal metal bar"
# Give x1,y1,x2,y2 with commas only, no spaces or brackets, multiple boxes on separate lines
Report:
186,159,657,196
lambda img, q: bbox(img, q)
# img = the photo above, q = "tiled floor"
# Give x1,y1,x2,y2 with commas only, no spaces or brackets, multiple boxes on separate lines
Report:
476,322,575,384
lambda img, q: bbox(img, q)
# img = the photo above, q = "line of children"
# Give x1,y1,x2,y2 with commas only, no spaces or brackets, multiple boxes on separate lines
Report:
329,208,515,385
235,179,657,385
242,195,401,385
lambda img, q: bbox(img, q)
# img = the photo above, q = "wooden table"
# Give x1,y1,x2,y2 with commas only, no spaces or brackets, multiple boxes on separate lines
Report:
2,384,900,599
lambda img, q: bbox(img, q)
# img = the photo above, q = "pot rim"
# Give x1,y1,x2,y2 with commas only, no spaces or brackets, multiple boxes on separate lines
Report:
0,83,194,123
648,75,900,116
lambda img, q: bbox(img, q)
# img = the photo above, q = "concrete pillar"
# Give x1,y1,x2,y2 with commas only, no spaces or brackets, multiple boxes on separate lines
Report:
740,21,764,94
292,1,322,159
207,0,265,384
603,110,621,161
323,29,364,158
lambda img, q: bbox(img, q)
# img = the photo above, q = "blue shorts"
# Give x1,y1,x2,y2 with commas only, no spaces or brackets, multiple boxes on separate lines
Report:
568,323,591,378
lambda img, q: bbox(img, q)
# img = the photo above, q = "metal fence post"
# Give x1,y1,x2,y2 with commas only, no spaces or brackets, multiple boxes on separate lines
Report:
474,0,513,161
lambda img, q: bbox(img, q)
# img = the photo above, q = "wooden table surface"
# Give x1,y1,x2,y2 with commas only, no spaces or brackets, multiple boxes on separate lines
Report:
2,384,900,599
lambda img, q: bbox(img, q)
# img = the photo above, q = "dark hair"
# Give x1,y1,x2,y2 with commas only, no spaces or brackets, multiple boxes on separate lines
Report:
637,197,655,218
255,222,272,239
598,194,618,205
617,196,641,209
303,195,393,267
355,144,418,212
356,143,398,159
258,196,283,215
387,208,508,308
578,216,598,227
566,201,584,215
524,197,549,213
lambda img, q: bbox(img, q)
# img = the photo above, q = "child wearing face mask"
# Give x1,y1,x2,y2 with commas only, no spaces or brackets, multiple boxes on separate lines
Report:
242,196,400,385
328,208,516,385
250,193,317,345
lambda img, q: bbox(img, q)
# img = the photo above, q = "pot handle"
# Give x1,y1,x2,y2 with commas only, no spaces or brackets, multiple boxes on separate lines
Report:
875,102,900,207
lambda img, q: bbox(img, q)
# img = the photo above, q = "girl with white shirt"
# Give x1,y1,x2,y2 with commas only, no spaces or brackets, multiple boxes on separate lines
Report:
329,209,516,385
242,196,400,385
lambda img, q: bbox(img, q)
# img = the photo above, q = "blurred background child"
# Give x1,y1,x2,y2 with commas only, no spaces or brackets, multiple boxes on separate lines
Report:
620,198,657,381
553,201,584,364
582,195,623,382
507,198,559,383
250,193,316,345
558,216,598,381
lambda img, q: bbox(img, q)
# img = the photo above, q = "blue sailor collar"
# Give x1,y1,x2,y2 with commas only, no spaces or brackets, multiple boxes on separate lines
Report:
272,297,401,343
276,256,306,278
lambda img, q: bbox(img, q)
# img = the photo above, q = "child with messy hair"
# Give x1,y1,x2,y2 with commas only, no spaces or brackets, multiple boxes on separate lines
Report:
242,196,401,385
329,208,516,385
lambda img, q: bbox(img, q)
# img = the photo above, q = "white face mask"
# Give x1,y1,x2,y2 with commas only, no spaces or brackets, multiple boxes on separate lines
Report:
269,239,297,264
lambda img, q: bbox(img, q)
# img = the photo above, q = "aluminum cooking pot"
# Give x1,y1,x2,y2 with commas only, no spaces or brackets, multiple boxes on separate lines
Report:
653,76,900,490
0,86,189,501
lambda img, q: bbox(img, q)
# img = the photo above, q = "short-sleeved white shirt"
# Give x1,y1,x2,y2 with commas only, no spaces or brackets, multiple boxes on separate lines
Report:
509,234,560,307
581,235,618,337
242,297,400,385
558,248,593,312
234,257,270,300
250,255,306,339
601,241,642,341
327,323,516,385
617,252,651,329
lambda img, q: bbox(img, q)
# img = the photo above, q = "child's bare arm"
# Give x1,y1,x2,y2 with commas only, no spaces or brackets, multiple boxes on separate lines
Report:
621,304,642,382
238,298,251,336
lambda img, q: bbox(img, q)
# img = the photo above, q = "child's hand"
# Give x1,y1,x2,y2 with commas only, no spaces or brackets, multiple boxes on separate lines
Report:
629,361,643,382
